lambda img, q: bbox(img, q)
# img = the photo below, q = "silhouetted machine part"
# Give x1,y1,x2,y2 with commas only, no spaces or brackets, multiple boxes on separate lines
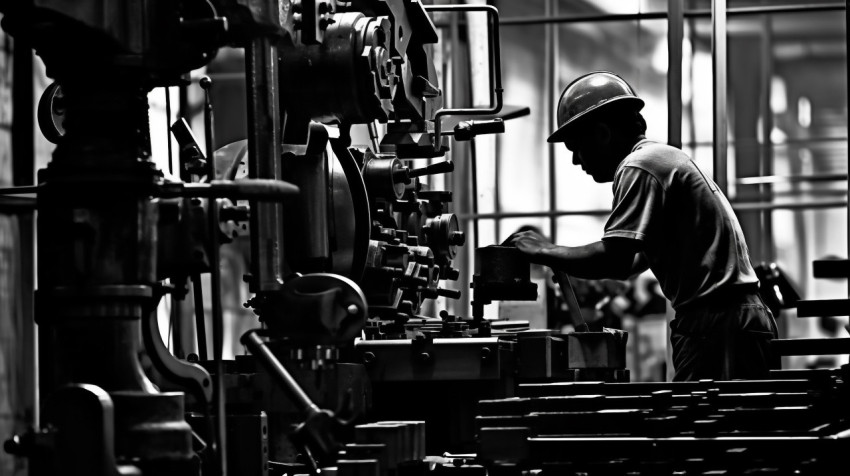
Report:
470,246,539,321
241,330,344,470
0,0,231,473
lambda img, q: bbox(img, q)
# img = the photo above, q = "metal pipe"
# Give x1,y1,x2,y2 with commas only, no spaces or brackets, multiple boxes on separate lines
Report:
367,121,381,153
547,0,559,243
0,186,38,194
759,15,776,261
192,275,208,360
713,0,728,195
245,37,285,293
166,87,174,176
497,3,845,26
730,200,847,211
668,0,684,149
425,4,503,151
241,330,321,416
166,180,300,200
12,36,37,428
460,210,613,220
0,196,37,213
685,136,848,147
200,76,227,476
470,139,480,249
737,173,847,185
178,83,190,183
846,0,849,298
458,199,848,221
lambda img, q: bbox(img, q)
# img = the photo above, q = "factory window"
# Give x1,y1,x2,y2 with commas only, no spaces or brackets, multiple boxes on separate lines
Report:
482,0,848,372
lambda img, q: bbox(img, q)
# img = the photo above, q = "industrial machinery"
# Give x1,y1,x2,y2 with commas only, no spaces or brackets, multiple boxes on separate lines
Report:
1,1,848,476
0,0,535,474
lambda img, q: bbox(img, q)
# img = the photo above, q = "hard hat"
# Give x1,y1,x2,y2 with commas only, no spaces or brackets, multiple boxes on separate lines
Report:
547,71,645,143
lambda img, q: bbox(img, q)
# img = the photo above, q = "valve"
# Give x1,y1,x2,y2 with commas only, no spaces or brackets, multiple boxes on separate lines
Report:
453,118,505,141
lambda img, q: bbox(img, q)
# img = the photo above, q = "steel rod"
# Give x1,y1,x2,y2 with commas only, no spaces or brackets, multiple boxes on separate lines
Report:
200,76,227,476
497,3,845,26
0,196,37,213
470,139,480,249
245,37,285,293
668,0,684,149
685,136,848,147
166,87,174,176
0,186,38,194
192,275,208,360
459,199,848,221
12,37,37,428
731,200,847,211
241,330,321,416
713,0,728,195
737,173,847,185
547,0,559,243
759,15,776,260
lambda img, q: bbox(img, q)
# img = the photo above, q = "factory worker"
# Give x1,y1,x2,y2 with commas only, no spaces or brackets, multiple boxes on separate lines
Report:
505,71,778,382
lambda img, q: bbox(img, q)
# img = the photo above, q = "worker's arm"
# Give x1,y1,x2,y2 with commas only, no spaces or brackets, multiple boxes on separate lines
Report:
504,231,644,280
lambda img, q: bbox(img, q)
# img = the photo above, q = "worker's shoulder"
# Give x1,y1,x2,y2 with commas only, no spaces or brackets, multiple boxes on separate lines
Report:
622,142,690,175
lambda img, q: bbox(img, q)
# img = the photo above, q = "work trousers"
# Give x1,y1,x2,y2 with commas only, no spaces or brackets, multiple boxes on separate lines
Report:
670,292,778,382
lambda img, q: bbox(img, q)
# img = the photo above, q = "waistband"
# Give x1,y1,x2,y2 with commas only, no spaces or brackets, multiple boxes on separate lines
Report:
675,284,762,313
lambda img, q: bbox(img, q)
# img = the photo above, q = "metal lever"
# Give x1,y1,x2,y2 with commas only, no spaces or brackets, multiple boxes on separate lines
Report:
425,4,503,150
452,118,505,141
241,330,321,416
392,160,454,184
241,329,340,469
422,287,462,300
407,160,455,179
158,179,300,200
553,270,590,332
170,118,207,174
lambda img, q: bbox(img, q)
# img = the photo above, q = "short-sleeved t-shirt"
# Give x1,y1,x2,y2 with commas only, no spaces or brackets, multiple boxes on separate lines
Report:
602,139,759,310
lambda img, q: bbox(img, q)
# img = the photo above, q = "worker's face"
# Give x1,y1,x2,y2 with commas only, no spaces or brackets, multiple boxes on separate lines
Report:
564,123,617,183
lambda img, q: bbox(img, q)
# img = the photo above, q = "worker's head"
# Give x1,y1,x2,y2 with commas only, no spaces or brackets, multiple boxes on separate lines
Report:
548,72,646,183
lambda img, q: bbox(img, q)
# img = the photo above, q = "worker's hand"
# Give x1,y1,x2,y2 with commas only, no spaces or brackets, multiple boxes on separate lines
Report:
502,230,556,264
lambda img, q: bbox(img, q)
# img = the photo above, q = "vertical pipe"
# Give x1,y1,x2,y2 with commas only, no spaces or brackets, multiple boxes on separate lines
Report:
166,87,174,176
449,10,472,318
547,0,559,243
668,0,684,149
686,17,698,158
178,84,190,183
192,276,208,360
200,76,227,476
760,16,776,261
846,0,849,297
494,135,501,242
12,34,36,427
713,0,729,194
470,139,480,249
164,87,184,358
245,38,284,293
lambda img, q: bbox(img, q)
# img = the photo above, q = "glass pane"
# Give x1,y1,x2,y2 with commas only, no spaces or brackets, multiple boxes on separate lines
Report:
499,0,546,18
497,20,551,216
555,18,669,215
685,0,842,9
773,208,848,369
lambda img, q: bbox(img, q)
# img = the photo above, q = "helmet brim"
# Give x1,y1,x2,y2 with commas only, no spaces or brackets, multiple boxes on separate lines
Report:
547,96,645,143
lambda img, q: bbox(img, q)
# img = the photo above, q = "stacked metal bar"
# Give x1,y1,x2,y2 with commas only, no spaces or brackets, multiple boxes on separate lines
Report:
476,370,850,475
